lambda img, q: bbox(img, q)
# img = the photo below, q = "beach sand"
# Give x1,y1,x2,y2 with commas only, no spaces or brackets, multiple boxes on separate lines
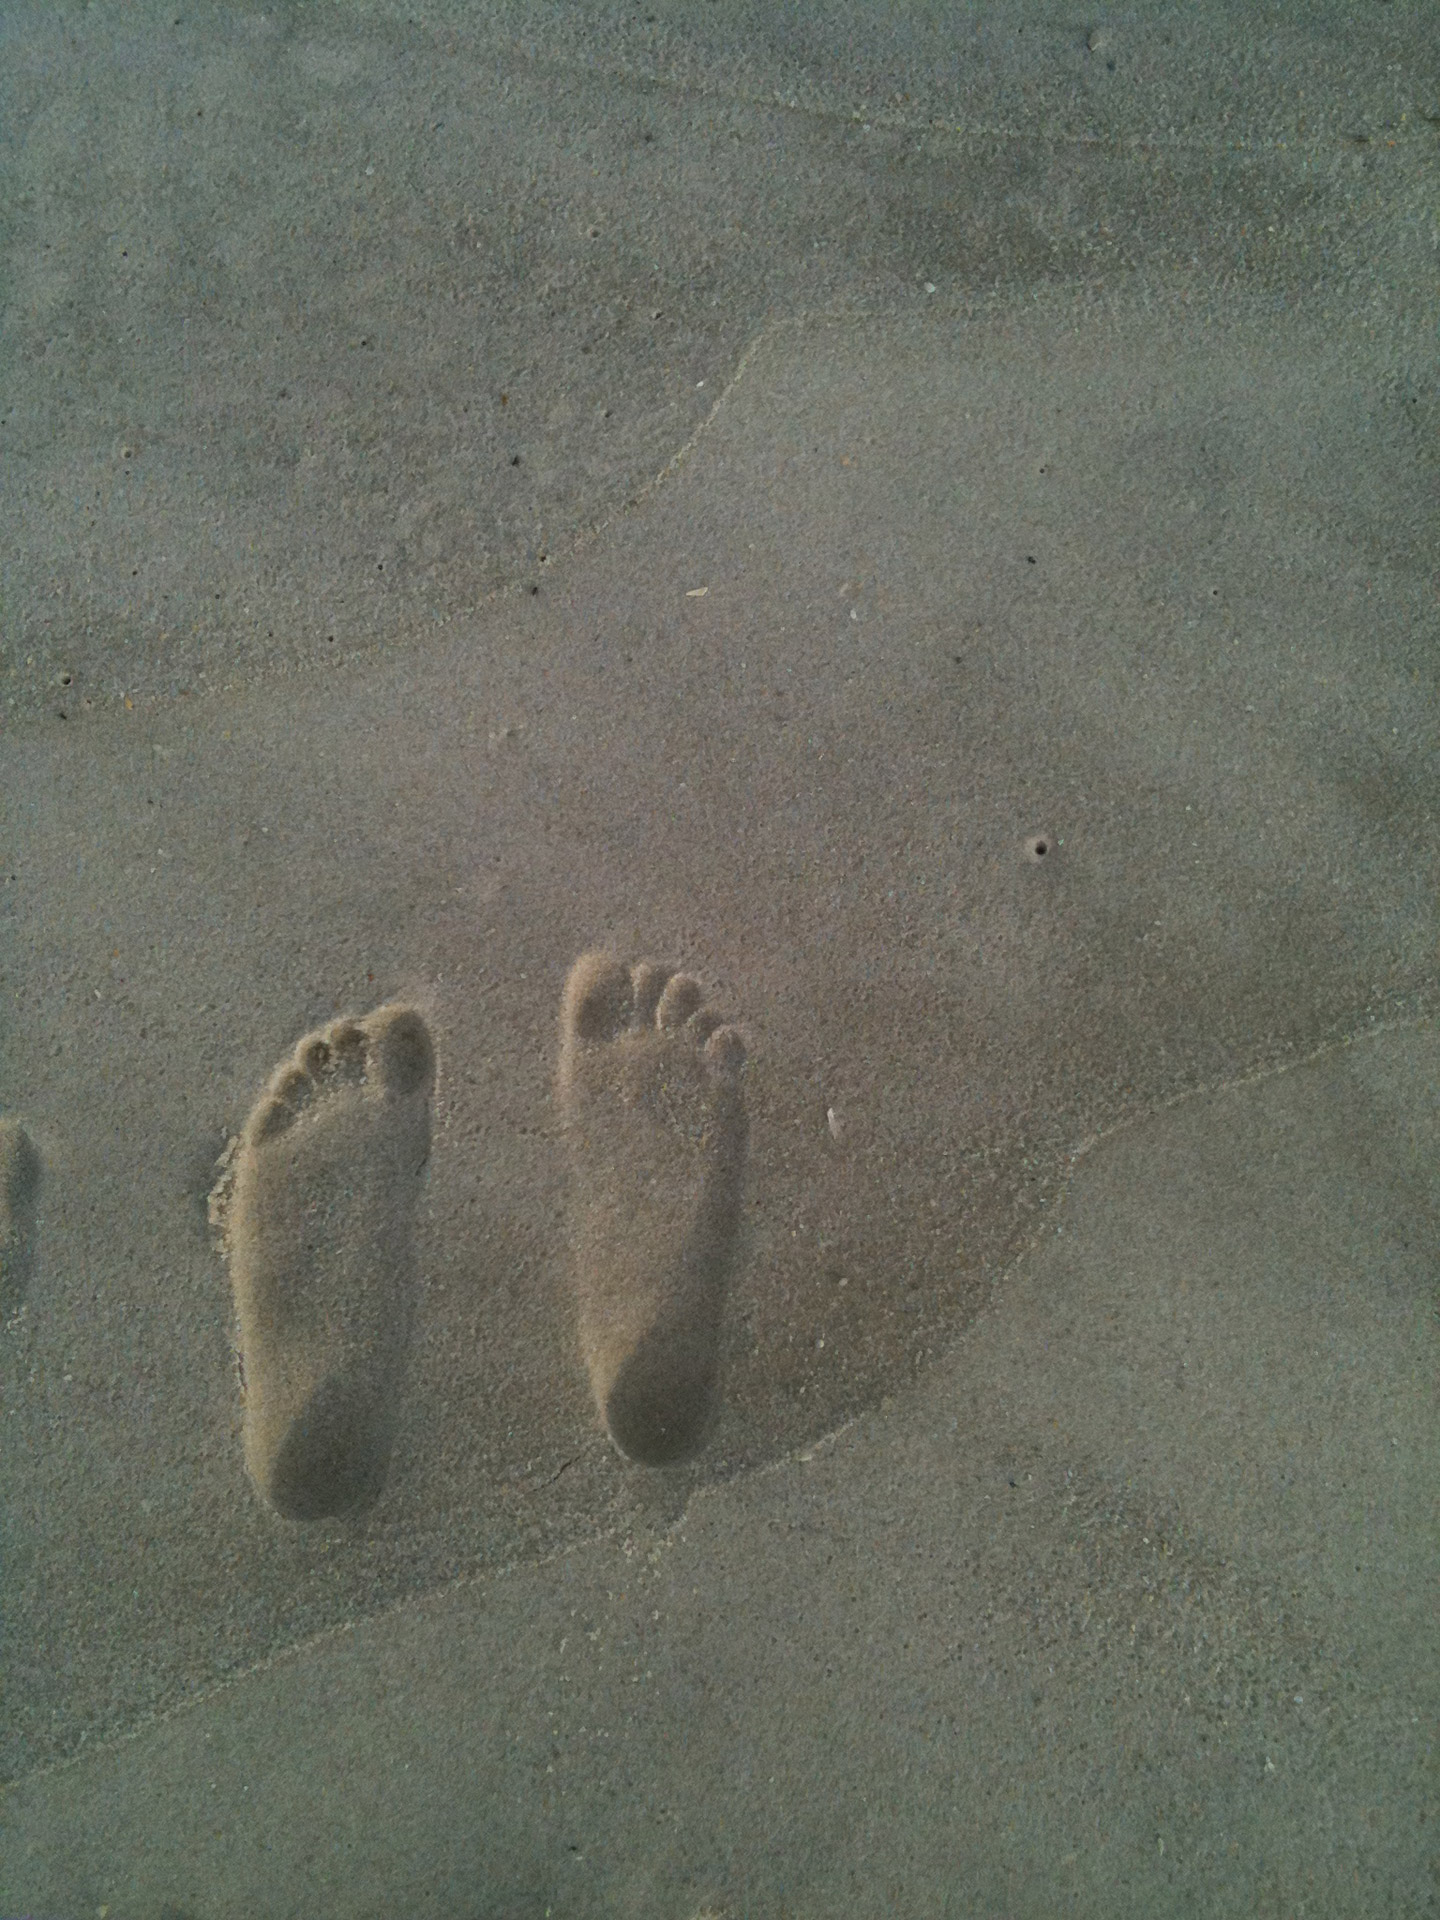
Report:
1,1,1435,1912
5,1027,1435,1914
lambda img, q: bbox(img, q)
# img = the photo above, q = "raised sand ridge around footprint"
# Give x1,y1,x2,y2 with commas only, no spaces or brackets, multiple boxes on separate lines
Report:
211,1006,435,1522
557,953,747,1466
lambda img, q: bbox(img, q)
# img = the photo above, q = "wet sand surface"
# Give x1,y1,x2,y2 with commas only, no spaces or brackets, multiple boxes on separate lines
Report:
5,1028,1435,1914
1,1,1436,1912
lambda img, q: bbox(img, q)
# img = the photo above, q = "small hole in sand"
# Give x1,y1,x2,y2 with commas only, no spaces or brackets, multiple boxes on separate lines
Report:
1025,835,1051,862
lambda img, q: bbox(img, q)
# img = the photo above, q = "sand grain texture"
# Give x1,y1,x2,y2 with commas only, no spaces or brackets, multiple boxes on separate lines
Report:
0,0,1435,1908
0,1120,42,1322
216,1006,436,1521
3,1025,1433,1916
558,953,747,1466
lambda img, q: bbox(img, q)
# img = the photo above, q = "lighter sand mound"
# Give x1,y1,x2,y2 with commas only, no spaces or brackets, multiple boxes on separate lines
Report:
213,1006,435,1522
557,952,747,1466
0,1119,41,1322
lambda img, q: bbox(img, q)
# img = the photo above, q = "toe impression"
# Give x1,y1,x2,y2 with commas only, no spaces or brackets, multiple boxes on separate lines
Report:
559,953,748,1468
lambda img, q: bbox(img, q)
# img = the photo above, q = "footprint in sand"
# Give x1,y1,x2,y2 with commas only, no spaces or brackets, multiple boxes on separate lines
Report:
0,1119,42,1323
557,952,748,1467
211,1005,435,1522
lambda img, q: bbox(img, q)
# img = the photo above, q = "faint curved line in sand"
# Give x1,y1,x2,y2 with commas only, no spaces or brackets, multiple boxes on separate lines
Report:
560,312,800,560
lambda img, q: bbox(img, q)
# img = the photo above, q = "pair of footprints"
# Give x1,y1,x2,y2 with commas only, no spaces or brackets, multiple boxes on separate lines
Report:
217,952,748,1522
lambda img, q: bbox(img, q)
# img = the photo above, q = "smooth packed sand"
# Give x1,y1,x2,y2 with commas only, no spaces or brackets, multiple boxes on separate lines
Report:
0,0,1436,1912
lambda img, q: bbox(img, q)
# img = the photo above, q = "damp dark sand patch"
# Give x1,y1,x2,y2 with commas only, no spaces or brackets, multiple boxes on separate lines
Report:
0,1120,42,1322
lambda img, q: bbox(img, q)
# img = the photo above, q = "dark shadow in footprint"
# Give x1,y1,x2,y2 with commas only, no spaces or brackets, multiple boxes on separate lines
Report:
557,952,747,1466
0,1119,41,1323
210,1005,434,1522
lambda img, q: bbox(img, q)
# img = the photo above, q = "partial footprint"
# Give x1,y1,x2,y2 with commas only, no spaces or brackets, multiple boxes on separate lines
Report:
211,1006,435,1522
0,1119,42,1322
557,952,748,1466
